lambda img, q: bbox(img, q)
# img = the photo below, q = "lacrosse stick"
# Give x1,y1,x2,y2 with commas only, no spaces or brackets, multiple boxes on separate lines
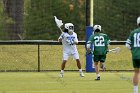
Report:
109,47,120,53
54,16,77,53
54,16,63,33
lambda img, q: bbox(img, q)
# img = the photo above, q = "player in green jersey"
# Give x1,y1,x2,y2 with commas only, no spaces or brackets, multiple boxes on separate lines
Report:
87,25,110,80
126,16,140,93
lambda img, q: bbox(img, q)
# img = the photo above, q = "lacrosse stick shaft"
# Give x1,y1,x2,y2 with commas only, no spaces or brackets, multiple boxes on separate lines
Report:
59,27,63,33
109,49,115,52
109,47,120,53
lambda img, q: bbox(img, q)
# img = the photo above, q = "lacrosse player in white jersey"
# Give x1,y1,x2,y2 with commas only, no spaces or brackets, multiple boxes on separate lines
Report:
58,23,84,77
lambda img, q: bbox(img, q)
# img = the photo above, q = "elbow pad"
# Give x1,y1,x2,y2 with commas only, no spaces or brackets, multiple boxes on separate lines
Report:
87,41,91,49
87,43,91,49
125,43,131,50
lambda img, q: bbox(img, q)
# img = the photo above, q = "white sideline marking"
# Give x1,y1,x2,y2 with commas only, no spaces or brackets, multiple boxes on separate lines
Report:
1,91,59,93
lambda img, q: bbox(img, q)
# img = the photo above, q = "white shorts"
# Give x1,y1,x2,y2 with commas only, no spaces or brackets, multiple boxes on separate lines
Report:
63,51,79,60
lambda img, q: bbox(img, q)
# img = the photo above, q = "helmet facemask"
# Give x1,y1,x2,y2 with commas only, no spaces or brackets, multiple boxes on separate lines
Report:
64,23,74,34
68,25,74,34
94,29,100,32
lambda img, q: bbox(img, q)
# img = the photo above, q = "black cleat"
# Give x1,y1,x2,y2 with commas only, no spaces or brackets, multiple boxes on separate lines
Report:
95,76,100,80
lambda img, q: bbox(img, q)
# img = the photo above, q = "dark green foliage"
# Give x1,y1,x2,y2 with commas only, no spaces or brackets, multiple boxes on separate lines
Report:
0,0,140,40
0,1,9,40
94,0,140,40
25,0,86,40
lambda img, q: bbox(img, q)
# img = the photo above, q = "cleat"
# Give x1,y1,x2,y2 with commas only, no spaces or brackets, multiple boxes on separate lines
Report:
95,76,100,80
59,73,64,78
80,73,85,77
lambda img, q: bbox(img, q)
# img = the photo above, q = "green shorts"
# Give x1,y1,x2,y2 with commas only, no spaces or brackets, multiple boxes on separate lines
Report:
94,55,106,63
133,59,140,68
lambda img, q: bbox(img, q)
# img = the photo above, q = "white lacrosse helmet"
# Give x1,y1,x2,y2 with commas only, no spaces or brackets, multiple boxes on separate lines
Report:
137,16,140,26
93,25,101,32
64,23,74,33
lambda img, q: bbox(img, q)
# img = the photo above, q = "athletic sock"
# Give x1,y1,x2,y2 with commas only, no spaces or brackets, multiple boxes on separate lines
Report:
134,86,138,93
60,70,64,74
79,69,83,73
96,74,100,77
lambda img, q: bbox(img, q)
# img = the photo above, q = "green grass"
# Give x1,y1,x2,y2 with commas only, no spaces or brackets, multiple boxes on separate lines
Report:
0,45,133,71
0,72,137,93
107,45,132,70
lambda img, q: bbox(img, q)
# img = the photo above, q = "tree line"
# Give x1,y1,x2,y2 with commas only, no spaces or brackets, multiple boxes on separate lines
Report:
0,0,140,40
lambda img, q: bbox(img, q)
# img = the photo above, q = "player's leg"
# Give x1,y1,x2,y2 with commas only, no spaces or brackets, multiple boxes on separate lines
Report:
76,59,85,77
100,55,106,71
73,52,84,77
133,68,140,93
76,59,82,69
100,62,105,71
59,53,69,77
76,59,84,77
94,55,100,80
132,59,140,93
94,62,100,80
60,60,67,77
61,60,67,71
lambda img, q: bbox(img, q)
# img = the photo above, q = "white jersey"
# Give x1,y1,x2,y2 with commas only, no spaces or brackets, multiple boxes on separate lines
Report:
59,32,79,60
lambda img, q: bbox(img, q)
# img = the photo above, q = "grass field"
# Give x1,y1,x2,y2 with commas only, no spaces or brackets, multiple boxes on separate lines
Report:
0,44,136,93
0,45,133,71
0,72,138,93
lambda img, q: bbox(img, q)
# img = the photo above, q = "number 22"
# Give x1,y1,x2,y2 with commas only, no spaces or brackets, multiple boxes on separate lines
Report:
94,36,105,46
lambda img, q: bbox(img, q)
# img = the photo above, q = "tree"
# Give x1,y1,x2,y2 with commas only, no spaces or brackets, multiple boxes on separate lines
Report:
94,0,140,40
3,0,24,40
25,0,86,40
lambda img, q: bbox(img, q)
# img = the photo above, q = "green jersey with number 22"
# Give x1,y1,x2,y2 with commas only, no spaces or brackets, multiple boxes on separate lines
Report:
88,33,110,55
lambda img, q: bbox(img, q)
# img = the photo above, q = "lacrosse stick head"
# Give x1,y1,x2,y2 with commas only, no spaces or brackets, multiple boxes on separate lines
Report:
54,16,63,28
109,47,120,53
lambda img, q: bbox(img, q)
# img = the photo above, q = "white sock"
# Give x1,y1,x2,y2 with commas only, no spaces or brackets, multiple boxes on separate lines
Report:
134,86,138,93
60,70,64,74
97,74,100,77
79,69,83,73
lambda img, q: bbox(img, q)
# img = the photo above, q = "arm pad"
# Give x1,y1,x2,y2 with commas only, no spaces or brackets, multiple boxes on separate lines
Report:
86,43,91,49
125,43,131,50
